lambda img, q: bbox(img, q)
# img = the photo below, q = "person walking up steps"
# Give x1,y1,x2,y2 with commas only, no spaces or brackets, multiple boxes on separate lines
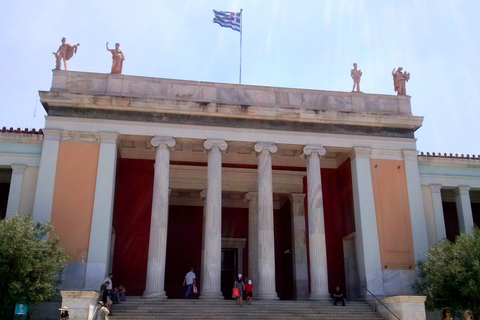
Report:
183,267,196,299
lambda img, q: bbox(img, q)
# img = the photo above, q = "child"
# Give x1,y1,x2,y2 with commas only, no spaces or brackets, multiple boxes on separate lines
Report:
245,279,253,305
59,306,69,319
96,301,110,320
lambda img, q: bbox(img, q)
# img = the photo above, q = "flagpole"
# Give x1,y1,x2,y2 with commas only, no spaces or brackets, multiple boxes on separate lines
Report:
239,9,243,84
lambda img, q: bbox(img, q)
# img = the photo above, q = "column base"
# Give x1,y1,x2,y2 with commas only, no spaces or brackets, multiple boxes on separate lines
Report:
256,292,279,300
199,291,224,299
308,292,331,301
142,291,167,299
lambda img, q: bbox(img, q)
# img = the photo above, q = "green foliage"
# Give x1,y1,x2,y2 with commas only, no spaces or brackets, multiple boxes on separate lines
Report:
0,214,70,319
412,227,480,319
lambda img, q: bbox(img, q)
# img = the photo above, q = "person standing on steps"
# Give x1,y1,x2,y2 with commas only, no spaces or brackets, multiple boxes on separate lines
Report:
183,267,196,299
245,279,253,305
234,274,245,306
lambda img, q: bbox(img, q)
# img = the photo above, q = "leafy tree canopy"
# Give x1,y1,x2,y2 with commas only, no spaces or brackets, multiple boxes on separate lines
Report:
0,214,69,319
412,227,480,319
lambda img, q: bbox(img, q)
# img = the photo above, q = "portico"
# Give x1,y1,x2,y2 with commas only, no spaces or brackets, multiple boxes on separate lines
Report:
36,70,427,300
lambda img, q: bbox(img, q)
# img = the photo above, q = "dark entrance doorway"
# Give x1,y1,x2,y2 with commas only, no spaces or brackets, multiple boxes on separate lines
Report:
0,168,12,220
221,248,238,299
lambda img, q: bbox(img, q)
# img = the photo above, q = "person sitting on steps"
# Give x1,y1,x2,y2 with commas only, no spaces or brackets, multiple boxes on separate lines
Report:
332,286,346,306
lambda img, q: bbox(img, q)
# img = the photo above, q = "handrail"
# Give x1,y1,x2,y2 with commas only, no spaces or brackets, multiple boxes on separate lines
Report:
362,284,401,320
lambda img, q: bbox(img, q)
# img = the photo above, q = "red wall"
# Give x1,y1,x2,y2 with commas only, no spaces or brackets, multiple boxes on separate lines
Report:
165,205,203,298
112,158,154,295
275,202,294,300
112,158,355,299
303,159,354,298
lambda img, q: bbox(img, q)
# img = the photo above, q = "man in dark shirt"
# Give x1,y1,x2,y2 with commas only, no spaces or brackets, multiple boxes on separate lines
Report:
99,281,112,312
332,286,346,306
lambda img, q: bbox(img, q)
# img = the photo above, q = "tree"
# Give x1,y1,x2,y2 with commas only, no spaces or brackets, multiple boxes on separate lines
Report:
412,227,480,319
0,214,69,319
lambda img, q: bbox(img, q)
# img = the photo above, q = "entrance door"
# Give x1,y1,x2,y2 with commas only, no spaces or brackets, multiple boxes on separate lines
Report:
221,248,238,299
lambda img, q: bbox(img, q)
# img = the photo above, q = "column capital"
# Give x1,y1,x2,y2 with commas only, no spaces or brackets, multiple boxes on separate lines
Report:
289,193,306,204
99,132,119,144
350,147,372,160
43,129,62,141
402,149,419,161
151,136,176,149
429,184,442,194
302,145,326,158
254,142,277,154
11,164,27,174
245,192,258,201
203,139,227,152
454,186,471,196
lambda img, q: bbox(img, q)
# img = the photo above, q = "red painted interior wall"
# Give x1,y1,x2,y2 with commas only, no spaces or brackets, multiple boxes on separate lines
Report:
165,205,203,298
112,158,154,295
275,202,294,300
112,158,355,299
303,159,355,298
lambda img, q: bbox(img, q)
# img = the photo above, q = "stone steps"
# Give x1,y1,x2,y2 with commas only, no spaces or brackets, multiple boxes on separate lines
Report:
109,298,384,320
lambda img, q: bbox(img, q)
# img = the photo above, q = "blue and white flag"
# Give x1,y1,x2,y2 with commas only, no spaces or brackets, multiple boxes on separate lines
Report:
213,10,242,32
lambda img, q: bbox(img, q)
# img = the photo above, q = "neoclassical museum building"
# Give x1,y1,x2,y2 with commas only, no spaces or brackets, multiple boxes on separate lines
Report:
1,70,479,304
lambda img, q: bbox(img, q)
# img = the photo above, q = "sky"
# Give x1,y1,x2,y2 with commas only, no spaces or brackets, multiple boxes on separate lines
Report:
0,1,479,156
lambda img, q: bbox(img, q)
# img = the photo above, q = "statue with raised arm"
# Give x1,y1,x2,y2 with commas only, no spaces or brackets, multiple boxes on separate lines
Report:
351,63,362,92
53,37,79,70
106,42,125,74
392,67,410,95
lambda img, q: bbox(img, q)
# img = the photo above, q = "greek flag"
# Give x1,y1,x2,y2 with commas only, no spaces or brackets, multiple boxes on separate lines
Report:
213,10,241,32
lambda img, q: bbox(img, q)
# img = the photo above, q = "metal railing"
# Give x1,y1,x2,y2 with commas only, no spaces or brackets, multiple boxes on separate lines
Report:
362,284,401,320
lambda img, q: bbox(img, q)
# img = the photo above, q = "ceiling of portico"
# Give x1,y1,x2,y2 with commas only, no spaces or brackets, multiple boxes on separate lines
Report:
118,136,349,169
169,189,288,209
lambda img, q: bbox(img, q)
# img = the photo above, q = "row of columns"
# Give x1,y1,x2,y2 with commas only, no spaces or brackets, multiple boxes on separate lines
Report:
27,130,434,298
430,184,475,241
142,138,330,300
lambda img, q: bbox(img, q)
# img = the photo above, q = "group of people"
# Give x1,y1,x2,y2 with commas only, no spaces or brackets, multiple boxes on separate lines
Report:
97,273,127,319
232,274,253,306
441,307,474,320
182,269,253,305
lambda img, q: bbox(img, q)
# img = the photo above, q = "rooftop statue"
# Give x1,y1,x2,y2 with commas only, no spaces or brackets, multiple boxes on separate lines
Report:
106,42,125,74
53,37,79,70
351,63,362,92
392,67,410,95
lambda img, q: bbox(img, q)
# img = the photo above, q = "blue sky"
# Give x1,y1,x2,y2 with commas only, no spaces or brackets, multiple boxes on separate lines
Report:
1,1,479,155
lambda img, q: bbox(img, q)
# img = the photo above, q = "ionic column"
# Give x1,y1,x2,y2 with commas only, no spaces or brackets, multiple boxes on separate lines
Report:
350,147,385,297
289,193,308,300
6,164,26,218
143,136,175,299
303,145,330,300
402,150,429,260
430,184,446,241
84,132,119,290
246,192,259,297
254,142,278,300
455,186,474,234
200,139,227,299
32,129,62,223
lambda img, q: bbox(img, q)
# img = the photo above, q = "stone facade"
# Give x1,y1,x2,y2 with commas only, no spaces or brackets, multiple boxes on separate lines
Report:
1,70,480,319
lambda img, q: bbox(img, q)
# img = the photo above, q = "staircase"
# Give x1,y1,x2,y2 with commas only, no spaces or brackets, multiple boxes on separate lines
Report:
109,298,384,319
